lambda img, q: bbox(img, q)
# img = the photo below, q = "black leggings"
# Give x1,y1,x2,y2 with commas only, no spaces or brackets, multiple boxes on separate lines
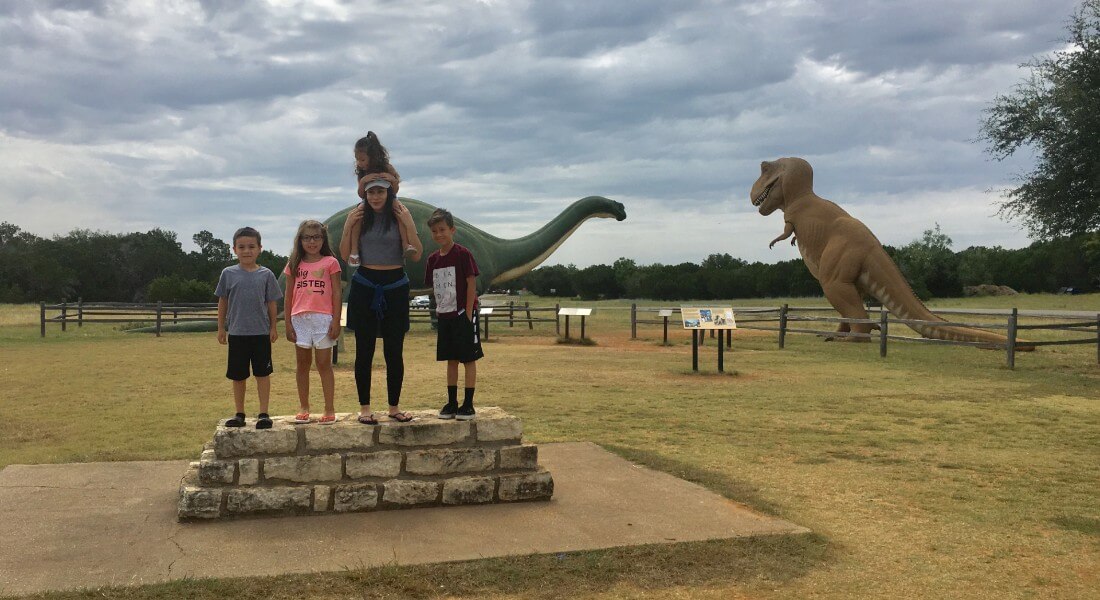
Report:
347,267,410,407
354,327,404,407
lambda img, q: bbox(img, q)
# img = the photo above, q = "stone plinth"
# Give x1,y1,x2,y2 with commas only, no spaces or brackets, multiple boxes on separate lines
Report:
178,407,553,520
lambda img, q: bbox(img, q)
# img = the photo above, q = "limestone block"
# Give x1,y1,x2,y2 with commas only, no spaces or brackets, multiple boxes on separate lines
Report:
264,454,342,483
345,451,402,479
383,480,440,505
213,425,297,458
333,483,379,512
226,487,311,514
476,417,522,442
498,470,554,501
200,449,216,462
199,459,236,485
378,420,470,446
238,458,260,485
314,485,331,512
304,422,375,452
180,463,200,488
442,476,496,505
178,486,223,519
499,444,539,470
406,448,495,475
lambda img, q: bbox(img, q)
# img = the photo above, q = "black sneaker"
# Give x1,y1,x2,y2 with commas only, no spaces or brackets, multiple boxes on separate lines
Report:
256,413,273,430
455,405,476,421
225,413,246,427
438,402,458,420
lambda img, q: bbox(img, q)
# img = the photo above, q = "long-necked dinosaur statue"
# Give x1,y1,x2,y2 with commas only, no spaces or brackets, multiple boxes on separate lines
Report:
750,157,1029,349
133,196,626,333
326,195,627,296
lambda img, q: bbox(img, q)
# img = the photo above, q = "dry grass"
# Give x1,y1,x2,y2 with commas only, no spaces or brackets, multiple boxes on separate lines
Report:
2,296,1099,599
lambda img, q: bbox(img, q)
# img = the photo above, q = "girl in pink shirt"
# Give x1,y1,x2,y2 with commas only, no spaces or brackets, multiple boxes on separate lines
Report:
283,220,343,424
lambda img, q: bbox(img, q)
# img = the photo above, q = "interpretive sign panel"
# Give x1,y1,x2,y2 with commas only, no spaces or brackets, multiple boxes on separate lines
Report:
558,308,592,316
681,306,737,330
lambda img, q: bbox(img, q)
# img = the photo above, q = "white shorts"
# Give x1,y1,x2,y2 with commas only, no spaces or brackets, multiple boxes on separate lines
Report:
290,313,336,349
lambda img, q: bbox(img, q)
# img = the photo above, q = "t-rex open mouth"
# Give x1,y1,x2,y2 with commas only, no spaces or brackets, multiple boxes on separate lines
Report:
753,180,776,206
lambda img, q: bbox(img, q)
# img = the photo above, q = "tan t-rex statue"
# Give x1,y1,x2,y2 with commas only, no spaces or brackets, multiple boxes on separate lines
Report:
750,157,1027,349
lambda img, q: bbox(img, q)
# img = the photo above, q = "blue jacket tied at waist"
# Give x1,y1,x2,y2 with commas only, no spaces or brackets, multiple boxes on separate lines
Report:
352,271,410,321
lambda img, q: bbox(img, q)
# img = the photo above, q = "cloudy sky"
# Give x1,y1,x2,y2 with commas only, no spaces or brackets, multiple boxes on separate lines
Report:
0,0,1080,267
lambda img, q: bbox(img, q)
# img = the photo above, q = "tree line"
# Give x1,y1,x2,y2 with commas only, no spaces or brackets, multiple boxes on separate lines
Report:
511,227,1100,301
1,221,1096,303
0,223,287,303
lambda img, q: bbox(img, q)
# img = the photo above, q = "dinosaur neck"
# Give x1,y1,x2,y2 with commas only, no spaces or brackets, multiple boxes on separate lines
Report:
490,196,616,284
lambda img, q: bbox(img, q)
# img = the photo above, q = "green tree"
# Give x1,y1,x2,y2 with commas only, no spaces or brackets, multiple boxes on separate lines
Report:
893,224,961,299
979,0,1100,238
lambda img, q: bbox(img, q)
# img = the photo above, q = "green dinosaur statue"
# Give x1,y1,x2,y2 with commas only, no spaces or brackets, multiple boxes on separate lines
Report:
131,196,626,333
327,195,627,296
750,157,1027,349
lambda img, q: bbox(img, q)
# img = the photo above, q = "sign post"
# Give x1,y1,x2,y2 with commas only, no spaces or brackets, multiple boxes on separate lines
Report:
480,307,495,341
681,306,738,372
557,307,593,340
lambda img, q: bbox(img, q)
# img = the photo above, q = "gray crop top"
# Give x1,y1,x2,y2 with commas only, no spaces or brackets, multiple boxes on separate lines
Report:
358,215,403,264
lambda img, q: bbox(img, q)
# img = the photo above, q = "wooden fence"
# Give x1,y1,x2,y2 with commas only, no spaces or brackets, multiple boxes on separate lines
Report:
39,300,219,337
631,303,1100,369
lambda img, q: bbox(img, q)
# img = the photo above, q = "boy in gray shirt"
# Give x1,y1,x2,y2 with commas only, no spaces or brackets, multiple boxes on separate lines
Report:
215,227,283,429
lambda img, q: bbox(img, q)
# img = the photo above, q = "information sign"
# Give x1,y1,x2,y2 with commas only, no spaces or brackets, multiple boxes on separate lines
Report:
680,306,737,330
558,307,593,316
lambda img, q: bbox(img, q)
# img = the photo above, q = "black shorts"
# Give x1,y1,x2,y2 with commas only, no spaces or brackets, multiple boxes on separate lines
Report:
436,311,484,363
226,335,274,380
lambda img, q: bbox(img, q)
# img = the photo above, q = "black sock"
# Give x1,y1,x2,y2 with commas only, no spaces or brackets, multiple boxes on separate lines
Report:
447,385,458,406
462,387,475,408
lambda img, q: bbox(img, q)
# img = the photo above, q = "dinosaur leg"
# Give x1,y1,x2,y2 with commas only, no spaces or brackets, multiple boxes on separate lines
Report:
817,245,871,342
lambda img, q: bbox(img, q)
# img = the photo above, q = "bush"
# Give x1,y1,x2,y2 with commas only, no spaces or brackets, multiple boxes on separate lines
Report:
146,275,215,303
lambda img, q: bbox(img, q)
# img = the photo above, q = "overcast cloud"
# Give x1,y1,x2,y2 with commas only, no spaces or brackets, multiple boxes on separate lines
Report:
0,0,1079,267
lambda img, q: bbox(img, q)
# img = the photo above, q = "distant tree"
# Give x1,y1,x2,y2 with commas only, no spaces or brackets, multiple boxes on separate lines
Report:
893,224,961,299
979,0,1100,238
573,264,620,300
147,275,216,303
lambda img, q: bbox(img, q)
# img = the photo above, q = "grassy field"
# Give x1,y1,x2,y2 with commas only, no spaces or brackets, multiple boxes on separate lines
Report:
2,294,1098,599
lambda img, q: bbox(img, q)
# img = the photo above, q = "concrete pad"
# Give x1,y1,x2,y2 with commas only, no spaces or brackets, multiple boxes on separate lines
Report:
0,442,808,595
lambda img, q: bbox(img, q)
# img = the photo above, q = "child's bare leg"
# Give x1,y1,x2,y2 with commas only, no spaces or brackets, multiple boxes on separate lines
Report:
316,348,335,415
294,346,313,412
463,360,476,388
255,375,271,415
232,379,246,414
447,360,459,386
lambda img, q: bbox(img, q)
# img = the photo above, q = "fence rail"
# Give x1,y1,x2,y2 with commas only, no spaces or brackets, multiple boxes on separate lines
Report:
40,300,219,337
630,303,1100,369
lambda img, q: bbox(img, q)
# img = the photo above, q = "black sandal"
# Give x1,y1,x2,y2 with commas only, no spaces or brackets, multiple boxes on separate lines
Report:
225,413,246,427
389,411,414,423
357,413,378,425
256,413,273,430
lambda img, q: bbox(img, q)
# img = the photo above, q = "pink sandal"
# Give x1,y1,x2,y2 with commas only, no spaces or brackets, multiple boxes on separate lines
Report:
318,414,336,424
292,412,310,424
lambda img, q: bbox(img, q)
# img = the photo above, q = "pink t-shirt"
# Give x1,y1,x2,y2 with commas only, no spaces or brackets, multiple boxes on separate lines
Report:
283,256,342,317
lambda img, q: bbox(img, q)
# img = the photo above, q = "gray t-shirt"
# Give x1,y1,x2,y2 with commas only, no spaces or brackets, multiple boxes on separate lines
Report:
358,215,403,265
214,265,283,336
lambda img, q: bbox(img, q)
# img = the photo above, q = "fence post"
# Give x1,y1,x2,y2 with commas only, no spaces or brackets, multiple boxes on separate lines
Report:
40,301,46,338
630,303,637,339
662,315,669,345
555,303,560,335
77,297,84,328
508,301,514,328
778,304,788,349
156,301,163,337
1006,307,1017,370
1095,313,1099,366
879,307,888,358
525,301,533,329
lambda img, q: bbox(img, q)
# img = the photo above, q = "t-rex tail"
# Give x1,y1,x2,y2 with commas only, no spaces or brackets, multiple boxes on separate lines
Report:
859,251,1034,351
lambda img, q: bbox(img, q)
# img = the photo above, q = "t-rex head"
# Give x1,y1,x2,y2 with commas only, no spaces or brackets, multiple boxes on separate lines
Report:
750,157,814,216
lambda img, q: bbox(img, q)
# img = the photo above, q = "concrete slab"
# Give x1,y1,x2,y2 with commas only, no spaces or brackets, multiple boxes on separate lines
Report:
0,442,808,595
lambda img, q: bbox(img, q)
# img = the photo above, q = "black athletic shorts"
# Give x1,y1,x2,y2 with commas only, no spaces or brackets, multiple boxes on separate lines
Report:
226,334,274,380
436,311,484,363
